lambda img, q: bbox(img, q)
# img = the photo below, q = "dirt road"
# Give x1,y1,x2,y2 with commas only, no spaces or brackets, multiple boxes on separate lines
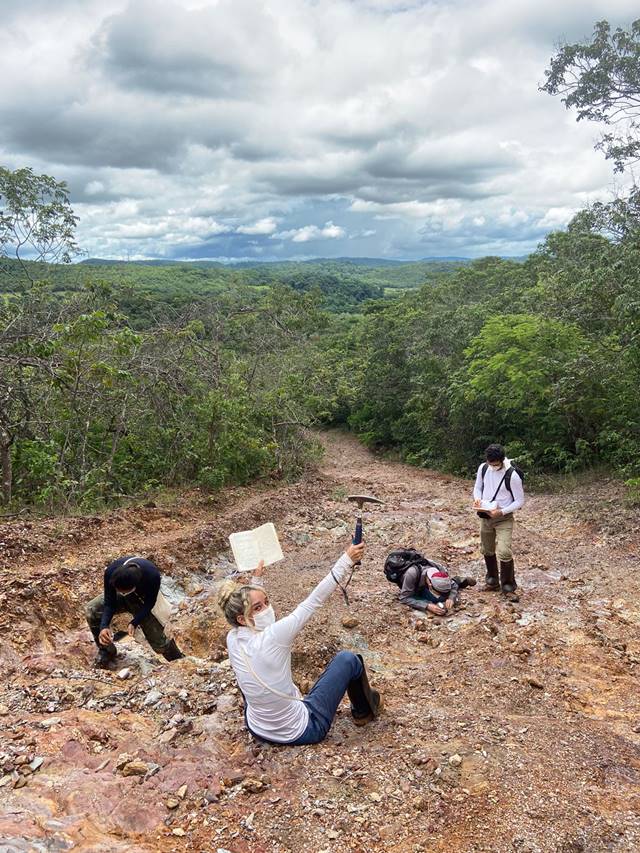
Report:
1,430,639,852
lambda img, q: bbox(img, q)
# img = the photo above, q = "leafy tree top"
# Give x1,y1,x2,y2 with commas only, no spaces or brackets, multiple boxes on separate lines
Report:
542,19,640,172
0,167,79,283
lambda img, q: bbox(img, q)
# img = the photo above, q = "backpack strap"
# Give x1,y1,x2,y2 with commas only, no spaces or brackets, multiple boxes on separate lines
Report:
489,473,507,503
483,463,519,503
406,561,426,594
238,643,304,702
480,462,489,497
504,467,515,501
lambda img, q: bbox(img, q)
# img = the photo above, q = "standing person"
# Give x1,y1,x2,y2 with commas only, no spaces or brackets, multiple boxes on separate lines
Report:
85,556,184,667
473,444,525,595
218,542,381,746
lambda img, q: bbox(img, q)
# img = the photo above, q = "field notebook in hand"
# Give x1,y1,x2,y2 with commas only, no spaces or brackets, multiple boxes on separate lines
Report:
229,522,284,573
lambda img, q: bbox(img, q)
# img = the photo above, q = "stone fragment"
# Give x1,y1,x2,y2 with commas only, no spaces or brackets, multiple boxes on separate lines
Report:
222,769,245,786
176,783,188,799
117,668,132,680
115,753,133,770
121,759,149,777
159,728,177,744
449,754,463,767
527,677,545,690
341,616,359,629
165,798,180,809
143,689,163,706
172,827,186,836
242,778,266,793
29,757,44,772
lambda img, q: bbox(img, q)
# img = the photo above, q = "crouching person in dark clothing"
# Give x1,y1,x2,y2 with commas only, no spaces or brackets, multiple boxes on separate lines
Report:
400,563,475,615
85,556,184,667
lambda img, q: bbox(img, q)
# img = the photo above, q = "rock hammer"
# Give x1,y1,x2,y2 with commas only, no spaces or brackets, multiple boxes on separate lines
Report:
347,493,384,547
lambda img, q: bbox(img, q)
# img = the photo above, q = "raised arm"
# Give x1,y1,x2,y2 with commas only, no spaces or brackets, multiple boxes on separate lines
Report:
268,549,358,647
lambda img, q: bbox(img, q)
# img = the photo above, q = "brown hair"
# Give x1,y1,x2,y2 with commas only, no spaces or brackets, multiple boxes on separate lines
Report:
217,580,262,628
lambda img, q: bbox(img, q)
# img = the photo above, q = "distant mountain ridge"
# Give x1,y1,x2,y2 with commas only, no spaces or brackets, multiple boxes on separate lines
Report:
79,256,472,269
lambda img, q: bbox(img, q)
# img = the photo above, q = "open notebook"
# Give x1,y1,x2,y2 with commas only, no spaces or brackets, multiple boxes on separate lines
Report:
229,522,284,573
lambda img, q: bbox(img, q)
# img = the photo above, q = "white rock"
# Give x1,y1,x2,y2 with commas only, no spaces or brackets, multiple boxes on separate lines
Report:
143,689,163,706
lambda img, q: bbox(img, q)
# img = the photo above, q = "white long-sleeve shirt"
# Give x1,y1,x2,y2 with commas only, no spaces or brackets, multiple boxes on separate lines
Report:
226,552,354,743
473,460,525,515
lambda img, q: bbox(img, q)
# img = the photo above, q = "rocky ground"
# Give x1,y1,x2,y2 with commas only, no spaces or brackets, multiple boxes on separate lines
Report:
1,431,639,853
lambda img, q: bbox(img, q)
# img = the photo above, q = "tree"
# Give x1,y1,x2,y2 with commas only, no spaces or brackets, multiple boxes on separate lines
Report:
0,167,79,503
0,167,79,284
454,314,604,469
541,19,640,174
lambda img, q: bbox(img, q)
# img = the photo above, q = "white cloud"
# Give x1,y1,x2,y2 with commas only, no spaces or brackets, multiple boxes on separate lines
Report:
274,221,346,242
0,0,637,260
236,217,279,235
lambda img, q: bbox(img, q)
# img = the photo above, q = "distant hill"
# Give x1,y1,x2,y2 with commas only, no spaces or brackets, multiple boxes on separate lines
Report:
81,258,225,268
2,255,474,321
80,256,472,270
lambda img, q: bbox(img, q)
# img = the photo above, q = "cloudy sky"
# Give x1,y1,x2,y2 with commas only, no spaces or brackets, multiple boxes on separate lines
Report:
0,0,637,262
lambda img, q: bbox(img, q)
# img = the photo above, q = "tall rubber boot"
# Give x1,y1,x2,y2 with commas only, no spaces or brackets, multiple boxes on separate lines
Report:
95,643,118,668
88,621,118,665
347,654,382,726
483,554,499,590
454,576,477,590
499,559,517,594
161,639,185,661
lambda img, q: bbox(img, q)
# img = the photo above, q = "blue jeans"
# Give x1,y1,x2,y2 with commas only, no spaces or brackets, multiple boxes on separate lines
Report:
247,650,363,746
290,650,363,745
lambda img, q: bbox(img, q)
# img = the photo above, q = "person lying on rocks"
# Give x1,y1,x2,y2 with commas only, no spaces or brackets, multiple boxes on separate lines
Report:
217,541,381,746
399,563,476,615
85,555,184,668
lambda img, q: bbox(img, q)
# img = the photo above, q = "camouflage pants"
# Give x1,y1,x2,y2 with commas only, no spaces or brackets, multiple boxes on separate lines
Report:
84,591,169,654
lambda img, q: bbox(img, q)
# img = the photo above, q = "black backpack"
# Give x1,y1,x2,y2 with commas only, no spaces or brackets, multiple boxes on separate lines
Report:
383,548,445,588
481,462,525,501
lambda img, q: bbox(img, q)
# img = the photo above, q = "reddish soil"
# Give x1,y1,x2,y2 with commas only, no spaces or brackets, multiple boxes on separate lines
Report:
1,430,639,852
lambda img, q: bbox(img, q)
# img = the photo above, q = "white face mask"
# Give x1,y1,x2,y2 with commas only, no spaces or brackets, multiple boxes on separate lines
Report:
252,605,275,631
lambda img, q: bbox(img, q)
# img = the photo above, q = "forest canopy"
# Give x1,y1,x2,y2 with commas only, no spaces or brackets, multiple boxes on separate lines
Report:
1,17,639,509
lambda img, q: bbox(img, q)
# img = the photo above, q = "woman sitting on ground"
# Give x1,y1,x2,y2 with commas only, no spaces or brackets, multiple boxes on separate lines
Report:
217,542,381,746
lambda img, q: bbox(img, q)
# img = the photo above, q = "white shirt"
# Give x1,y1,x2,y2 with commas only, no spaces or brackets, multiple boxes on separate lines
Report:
473,460,525,515
226,552,354,743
